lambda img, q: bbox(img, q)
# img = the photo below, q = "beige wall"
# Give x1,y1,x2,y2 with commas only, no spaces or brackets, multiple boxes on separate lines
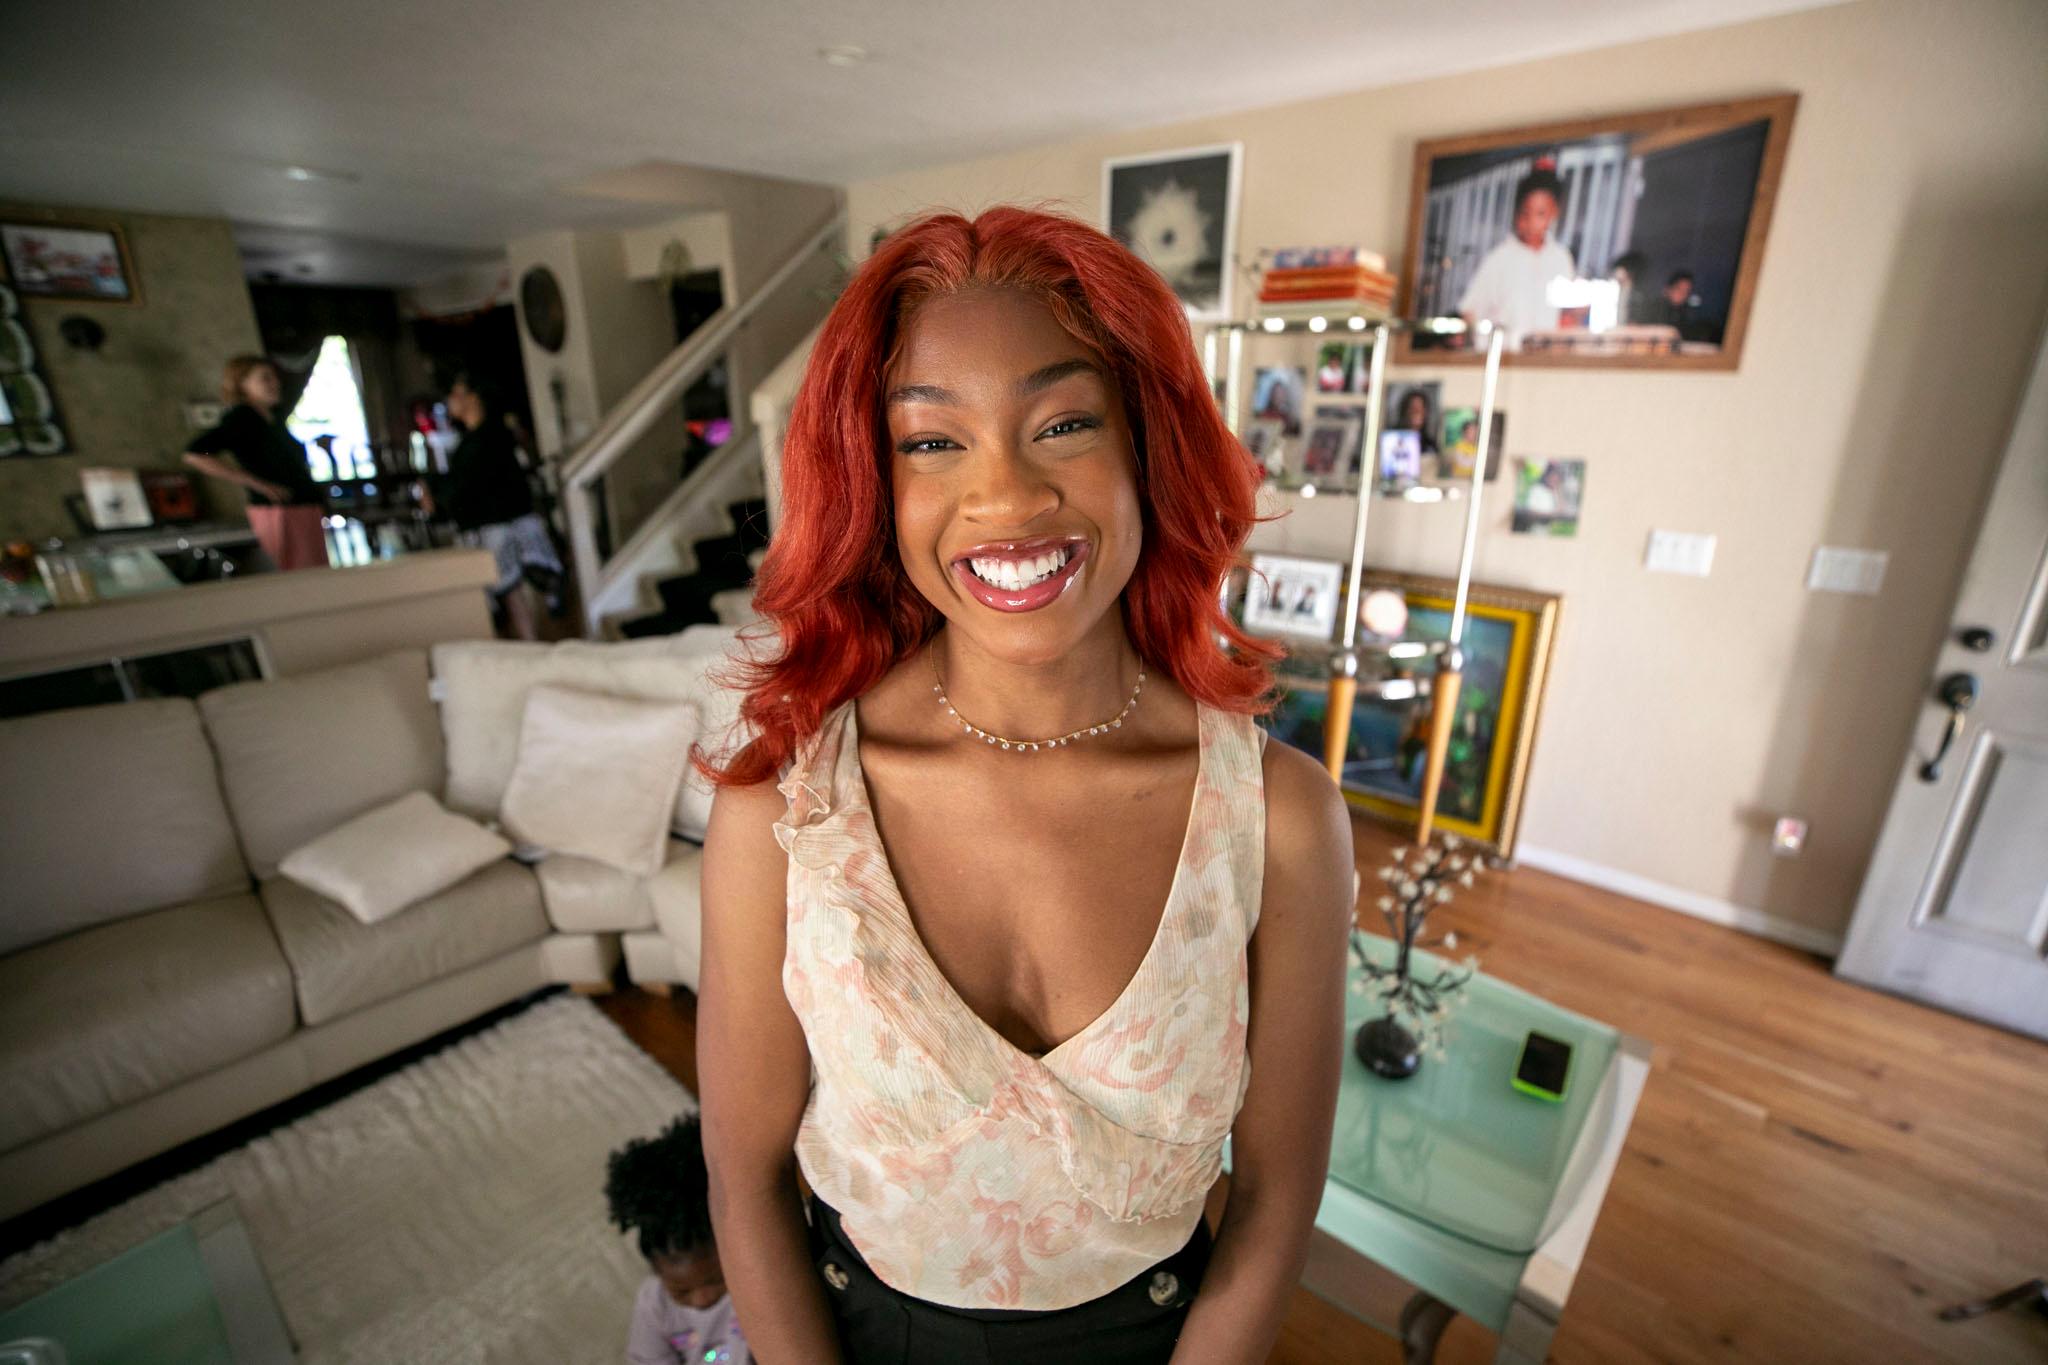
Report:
843,0,2048,941
0,204,262,544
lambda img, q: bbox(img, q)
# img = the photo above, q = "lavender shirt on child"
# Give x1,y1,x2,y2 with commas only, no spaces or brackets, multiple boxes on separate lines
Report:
627,1275,750,1365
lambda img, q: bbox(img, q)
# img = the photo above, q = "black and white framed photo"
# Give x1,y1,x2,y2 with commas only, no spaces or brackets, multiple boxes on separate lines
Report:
1242,553,1343,642
1103,143,1241,321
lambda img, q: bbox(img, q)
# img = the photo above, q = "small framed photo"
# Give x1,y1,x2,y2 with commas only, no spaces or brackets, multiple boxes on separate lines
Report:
1241,417,1287,478
1242,553,1344,641
1300,415,1366,484
1384,381,1441,464
1377,429,1424,487
1103,143,1242,321
1440,407,1506,481
1,222,139,302
1314,341,1369,394
1250,365,1306,435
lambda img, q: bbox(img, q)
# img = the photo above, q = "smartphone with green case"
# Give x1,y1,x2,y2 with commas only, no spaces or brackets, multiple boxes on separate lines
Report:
1512,1030,1573,1102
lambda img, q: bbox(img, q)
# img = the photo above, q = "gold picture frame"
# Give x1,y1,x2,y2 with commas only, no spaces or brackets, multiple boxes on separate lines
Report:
1259,572,1562,857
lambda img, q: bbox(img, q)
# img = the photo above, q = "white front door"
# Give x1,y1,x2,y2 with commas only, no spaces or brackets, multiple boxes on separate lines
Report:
1836,330,2048,1040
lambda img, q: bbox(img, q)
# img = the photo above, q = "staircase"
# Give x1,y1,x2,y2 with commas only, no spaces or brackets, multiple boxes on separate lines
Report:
616,495,770,636
558,207,844,638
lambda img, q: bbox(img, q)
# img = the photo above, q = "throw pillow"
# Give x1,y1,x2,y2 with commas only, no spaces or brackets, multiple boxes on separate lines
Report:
279,790,511,925
499,685,700,877
432,629,749,842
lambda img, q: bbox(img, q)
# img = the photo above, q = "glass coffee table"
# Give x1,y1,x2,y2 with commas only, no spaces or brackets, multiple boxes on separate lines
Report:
1231,937,1651,1363
0,1200,294,1364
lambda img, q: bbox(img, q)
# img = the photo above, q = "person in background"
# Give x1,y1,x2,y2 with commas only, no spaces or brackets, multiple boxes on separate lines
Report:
607,1116,750,1365
183,355,327,571
423,373,563,639
1456,161,1576,348
1608,251,1652,326
1649,269,1716,343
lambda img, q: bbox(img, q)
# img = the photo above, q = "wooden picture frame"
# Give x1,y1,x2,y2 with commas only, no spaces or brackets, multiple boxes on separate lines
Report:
1395,94,1797,371
1258,572,1562,857
0,220,140,304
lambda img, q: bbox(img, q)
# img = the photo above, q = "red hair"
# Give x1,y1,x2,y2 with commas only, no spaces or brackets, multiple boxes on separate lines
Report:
704,204,1280,788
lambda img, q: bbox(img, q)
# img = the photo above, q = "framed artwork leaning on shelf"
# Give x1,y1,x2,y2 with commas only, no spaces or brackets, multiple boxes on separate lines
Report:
1256,572,1562,857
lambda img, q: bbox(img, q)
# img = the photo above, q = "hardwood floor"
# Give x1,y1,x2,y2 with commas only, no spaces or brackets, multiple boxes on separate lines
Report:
599,813,2048,1363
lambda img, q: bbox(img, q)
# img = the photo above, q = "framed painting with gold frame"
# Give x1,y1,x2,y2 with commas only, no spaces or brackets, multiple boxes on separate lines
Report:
1257,572,1561,857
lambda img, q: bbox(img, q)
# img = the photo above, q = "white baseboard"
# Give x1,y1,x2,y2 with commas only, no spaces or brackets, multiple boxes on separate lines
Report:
1513,843,1846,958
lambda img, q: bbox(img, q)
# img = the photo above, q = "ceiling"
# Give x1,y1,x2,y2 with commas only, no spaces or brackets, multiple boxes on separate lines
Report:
0,0,1847,287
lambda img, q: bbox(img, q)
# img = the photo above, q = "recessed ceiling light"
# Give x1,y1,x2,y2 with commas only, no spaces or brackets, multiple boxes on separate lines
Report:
279,164,359,184
818,44,869,67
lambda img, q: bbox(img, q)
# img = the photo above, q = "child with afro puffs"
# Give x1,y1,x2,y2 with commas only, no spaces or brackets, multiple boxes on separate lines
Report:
607,1115,750,1365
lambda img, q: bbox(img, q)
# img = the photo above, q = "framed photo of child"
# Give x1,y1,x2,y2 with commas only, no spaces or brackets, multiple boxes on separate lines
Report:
1396,94,1797,370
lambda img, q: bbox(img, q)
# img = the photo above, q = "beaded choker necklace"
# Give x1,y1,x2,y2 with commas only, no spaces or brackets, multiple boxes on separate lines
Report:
930,650,1144,753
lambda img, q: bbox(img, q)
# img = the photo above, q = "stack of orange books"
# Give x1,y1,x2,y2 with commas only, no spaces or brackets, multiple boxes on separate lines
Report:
1258,249,1397,313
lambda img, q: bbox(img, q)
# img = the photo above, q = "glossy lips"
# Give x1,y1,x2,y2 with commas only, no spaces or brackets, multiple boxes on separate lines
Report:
950,537,1091,614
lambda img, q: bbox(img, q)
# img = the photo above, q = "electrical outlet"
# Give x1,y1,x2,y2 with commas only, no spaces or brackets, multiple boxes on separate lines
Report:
1645,529,1716,577
1807,547,1887,595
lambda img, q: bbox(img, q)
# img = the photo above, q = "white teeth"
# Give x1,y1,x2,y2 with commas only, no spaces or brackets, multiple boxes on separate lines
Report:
967,546,1071,590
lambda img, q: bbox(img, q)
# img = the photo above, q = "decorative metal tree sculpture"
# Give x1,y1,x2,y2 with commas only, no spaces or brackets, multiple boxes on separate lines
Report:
1352,836,1484,1079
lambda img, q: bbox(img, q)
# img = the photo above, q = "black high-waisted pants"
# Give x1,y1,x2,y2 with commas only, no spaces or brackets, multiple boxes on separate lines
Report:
807,1197,1214,1364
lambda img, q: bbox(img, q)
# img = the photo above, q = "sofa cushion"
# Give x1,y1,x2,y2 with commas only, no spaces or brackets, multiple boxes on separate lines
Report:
0,698,250,957
201,649,445,878
534,849,680,934
0,893,295,1151
259,859,547,1026
646,843,705,991
433,625,752,842
500,687,698,877
281,791,512,925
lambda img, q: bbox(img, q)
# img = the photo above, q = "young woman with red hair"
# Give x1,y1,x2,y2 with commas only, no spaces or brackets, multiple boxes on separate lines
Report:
698,205,1352,1364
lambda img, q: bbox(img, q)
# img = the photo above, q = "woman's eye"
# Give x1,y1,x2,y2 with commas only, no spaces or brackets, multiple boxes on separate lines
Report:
898,436,957,456
1040,416,1101,440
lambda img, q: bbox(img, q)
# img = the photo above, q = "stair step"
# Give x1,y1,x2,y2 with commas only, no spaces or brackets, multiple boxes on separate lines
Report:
690,534,756,581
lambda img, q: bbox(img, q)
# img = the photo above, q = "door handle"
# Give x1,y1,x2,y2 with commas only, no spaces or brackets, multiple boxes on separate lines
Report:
1917,672,1979,782
1957,625,1995,652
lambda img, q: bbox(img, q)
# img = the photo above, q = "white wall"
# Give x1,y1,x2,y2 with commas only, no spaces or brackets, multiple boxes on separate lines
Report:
842,0,2048,942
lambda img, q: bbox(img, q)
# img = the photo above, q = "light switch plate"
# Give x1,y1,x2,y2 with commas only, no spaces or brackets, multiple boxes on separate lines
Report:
1645,529,1716,577
1807,547,1888,595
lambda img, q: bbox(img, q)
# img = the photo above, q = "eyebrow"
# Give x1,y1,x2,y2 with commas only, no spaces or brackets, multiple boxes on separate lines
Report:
885,358,1104,407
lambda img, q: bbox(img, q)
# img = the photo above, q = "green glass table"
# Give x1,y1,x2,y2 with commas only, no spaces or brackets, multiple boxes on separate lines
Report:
0,1201,295,1364
1235,937,1651,1363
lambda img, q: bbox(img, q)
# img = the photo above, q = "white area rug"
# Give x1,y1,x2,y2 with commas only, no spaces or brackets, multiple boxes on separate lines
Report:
0,996,695,1364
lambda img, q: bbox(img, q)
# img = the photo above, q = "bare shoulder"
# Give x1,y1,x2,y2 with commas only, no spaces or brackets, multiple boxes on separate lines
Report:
703,774,788,904
1262,734,1351,859
1258,733,1355,927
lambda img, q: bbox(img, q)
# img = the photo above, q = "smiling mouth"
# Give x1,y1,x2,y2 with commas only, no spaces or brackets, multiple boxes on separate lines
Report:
948,536,1091,613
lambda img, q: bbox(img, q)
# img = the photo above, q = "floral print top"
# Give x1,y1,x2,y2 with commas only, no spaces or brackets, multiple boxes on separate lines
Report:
773,698,1266,1310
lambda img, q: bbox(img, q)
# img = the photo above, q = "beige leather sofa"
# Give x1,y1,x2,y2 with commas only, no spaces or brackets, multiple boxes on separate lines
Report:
0,647,616,1223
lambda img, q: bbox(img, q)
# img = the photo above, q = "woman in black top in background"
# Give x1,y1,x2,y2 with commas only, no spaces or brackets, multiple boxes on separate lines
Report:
183,355,328,570
424,374,562,639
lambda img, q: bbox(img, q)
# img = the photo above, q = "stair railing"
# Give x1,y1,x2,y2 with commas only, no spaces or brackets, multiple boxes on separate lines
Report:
561,206,845,632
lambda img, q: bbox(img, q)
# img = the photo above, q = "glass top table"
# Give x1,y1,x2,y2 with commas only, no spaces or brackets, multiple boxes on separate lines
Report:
1330,935,1621,1255
0,1201,294,1365
1232,936,1651,1361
